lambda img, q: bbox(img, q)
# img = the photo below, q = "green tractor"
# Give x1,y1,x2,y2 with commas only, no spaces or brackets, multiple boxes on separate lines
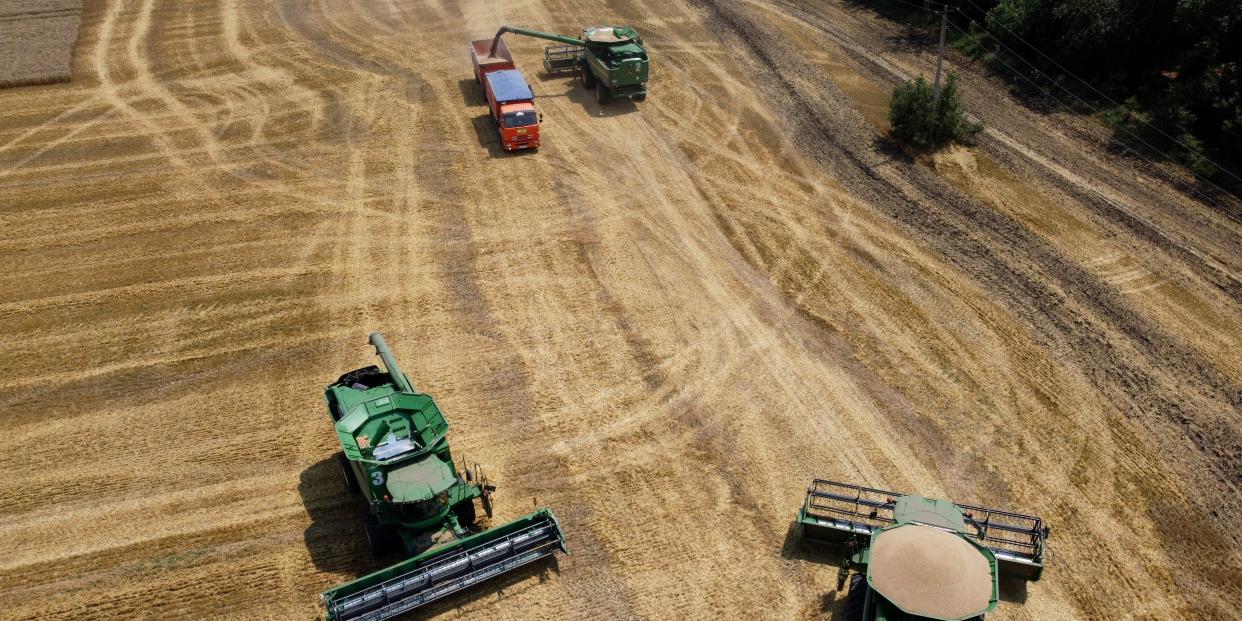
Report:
487,25,649,104
320,332,567,621
797,479,1050,620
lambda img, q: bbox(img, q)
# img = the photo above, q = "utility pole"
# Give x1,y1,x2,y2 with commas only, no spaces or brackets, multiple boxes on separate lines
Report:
932,4,948,105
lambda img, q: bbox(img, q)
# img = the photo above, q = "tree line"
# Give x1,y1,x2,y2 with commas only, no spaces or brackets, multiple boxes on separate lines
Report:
874,0,1241,187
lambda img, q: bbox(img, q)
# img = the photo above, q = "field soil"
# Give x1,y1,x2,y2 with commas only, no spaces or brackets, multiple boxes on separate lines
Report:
1,0,1239,619
0,0,82,87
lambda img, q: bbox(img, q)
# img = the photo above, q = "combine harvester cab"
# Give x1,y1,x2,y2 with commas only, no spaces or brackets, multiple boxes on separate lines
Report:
321,333,567,621
797,478,1050,620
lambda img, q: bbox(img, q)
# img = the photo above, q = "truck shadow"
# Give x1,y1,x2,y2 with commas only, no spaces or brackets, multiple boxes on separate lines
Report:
457,77,484,107
468,114,507,158
779,522,849,618
299,455,561,618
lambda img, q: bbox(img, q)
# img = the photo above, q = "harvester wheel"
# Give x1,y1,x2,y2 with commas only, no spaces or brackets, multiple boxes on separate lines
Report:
363,513,396,557
337,452,360,494
595,82,611,105
633,93,647,103
454,499,477,527
581,64,596,88
841,573,866,621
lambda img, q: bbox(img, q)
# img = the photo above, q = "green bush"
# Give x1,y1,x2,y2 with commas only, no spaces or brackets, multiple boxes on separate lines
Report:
889,73,982,148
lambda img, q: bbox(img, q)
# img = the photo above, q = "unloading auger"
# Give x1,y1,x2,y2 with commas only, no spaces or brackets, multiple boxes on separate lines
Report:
320,333,567,621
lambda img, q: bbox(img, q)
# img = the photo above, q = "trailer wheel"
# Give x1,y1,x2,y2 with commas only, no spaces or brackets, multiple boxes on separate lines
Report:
841,573,866,621
337,452,360,494
581,64,596,88
595,82,611,105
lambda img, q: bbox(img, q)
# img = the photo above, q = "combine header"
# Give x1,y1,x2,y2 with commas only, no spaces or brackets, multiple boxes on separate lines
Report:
486,25,650,104
321,333,567,621
797,479,1050,620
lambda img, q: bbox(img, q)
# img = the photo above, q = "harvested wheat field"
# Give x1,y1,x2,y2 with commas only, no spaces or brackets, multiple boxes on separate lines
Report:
1,0,1240,619
0,0,82,87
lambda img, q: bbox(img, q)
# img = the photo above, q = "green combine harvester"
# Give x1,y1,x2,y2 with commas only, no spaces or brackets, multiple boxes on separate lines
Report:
320,332,567,621
487,25,649,104
797,479,1050,621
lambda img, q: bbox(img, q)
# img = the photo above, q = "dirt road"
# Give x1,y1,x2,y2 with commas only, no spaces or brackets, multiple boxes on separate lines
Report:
0,1,1238,619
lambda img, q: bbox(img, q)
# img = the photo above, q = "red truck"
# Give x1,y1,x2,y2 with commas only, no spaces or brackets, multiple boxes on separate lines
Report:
469,37,541,151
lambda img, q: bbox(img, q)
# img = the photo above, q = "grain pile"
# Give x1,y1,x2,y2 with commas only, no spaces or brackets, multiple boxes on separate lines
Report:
868,525,993,619
0,0,81,87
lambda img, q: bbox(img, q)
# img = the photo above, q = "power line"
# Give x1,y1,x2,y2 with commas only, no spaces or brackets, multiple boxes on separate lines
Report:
944,20,1240,218
948,19,1242,208
771,0,1241,283
875,0,937,14
958,0,1242,189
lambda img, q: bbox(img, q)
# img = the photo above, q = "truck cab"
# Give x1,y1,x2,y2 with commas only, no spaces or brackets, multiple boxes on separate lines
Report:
497,101,540,150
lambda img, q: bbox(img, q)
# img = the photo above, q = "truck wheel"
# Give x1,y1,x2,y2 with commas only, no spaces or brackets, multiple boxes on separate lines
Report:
581,64,596,88
633,93,647,103
596,82,611,105
364,513,396,557
338,452,360,494
453,499,477,527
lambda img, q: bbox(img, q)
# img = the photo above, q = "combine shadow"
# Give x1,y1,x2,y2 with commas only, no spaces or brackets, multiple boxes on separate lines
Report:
300,455,395,577
779,520,840,564
563,80,641,118
299,456,562,619
780,522,853,619
533,70,640,118
999,574,1029,604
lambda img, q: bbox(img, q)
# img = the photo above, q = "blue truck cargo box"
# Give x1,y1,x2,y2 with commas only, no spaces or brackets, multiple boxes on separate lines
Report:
485,69,534,103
